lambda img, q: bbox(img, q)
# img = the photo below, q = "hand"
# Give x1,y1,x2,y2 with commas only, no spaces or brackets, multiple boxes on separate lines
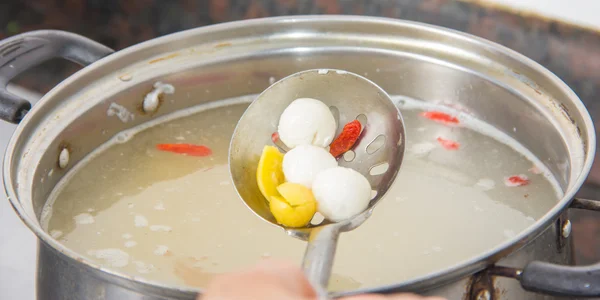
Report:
200,259,447,300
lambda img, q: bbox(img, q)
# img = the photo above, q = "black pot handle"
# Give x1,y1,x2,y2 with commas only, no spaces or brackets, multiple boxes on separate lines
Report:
519,261,600,297
489,198,600,297
0,30,114,123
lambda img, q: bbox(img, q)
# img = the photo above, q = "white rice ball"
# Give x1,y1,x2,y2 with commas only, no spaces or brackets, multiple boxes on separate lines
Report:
277,98,336,148
282,145,337,188
312,167,372,222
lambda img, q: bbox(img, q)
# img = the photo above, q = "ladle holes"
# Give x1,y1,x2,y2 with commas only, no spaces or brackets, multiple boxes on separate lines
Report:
356,114,367,128
369,162,389,176
329,106,340,131
310,212,325,225
343,150,356,162
371,190,378,200
272,138,290,153
366,134,386,154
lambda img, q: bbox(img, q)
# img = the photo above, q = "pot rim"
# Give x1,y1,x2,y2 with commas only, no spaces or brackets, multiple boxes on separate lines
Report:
3,15,596,297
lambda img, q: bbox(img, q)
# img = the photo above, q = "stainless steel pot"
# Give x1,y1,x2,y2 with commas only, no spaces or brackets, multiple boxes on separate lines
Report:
1,16,599,300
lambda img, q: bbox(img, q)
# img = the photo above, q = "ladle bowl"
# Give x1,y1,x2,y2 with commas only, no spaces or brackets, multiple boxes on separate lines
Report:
229,69,406,297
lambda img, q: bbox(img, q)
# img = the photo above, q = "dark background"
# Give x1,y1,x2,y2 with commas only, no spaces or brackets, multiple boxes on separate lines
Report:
1,0,598,264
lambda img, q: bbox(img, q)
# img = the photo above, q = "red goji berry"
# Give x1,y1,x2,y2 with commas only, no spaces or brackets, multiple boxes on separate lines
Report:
436,137,460,150
271,132,280,144
156,143,212,156
504,175,530,187
329,120,362,157
420,111,459,125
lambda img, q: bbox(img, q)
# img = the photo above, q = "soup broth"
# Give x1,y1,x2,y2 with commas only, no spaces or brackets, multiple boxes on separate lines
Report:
43,95,561,291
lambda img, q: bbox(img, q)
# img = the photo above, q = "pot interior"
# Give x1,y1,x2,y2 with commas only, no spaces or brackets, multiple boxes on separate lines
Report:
5,16,593,296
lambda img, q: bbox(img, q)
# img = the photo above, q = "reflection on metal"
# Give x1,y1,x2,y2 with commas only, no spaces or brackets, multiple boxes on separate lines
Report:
58,148,69,169
562,220,572,238
556,214,569,252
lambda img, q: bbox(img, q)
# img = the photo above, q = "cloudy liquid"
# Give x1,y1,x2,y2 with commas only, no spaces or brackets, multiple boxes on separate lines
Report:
43,96,561,291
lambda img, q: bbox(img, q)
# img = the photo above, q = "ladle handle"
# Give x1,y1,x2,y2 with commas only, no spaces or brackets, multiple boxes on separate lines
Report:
302,224,341,299
0,30,114,123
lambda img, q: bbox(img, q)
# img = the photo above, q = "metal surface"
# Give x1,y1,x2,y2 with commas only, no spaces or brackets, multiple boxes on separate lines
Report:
0,30,113,123
572,198,600,211
0,15,597,299
453,216,575,300
0,84,41,300
461,203,600,298
229,69,405,296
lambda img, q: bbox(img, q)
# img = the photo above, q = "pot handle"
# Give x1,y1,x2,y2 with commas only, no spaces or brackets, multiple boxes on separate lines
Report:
0,30,114,123
490,198,600,297
519,262,600,297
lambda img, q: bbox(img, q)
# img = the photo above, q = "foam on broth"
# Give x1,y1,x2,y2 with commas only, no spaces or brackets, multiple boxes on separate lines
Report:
43,95,562,291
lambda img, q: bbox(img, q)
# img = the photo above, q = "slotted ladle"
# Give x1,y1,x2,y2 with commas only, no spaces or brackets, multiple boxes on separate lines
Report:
229,69,406,298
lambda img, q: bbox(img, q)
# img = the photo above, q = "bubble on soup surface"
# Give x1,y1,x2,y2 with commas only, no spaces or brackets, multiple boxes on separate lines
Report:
88,248,129,267
134,260,156,274
150,225,172,232
74,213,95,225
154,245,171,256
410,142,435,156
475,178,495,191
124,241,138,248
134,215,148,227
154,201,166,210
